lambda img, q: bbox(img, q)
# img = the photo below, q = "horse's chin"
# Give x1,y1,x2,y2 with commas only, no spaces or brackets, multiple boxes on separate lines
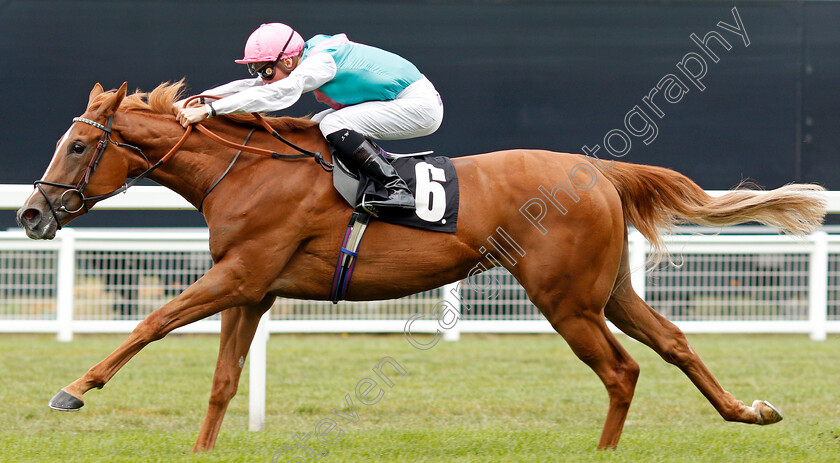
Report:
22,218,59,240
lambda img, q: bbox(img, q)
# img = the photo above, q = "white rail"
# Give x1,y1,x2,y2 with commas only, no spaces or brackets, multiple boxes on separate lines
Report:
3,224,839,340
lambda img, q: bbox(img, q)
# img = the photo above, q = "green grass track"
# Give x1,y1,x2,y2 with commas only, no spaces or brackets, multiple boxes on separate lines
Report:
0,333,838,462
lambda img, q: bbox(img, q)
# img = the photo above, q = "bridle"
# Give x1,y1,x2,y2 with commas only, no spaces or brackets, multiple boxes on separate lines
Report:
33,114,161,228
33,94,333,229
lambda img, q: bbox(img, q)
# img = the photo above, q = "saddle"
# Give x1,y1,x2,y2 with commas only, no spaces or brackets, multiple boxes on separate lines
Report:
329,148,460,303
332,149,459,232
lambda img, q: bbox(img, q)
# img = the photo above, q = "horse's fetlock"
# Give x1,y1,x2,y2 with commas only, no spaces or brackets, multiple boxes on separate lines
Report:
720,404,743,422
717,394,748,422
83,370,107,390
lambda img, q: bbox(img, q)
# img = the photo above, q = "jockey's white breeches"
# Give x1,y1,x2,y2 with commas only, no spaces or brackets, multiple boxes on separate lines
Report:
312,76,444,140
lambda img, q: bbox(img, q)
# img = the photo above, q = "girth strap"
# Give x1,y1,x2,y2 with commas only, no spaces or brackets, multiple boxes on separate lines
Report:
330,209,372,303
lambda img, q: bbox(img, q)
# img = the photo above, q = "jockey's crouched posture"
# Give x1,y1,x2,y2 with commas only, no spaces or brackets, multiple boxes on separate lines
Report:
176,23,444,213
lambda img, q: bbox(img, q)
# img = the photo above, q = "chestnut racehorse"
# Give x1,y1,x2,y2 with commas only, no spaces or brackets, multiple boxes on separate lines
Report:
17,82,826,451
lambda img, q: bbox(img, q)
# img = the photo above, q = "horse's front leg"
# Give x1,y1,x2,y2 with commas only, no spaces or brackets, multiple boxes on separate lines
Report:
193,296,275,452
48,261,270,411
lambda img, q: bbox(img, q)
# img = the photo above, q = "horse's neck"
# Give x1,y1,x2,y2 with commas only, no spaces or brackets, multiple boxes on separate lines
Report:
109,112,221,207
114,112,330,211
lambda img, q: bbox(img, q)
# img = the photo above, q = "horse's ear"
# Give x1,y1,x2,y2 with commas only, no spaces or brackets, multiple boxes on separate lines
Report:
94,82,128,118
88,83,105,107
115,81,128,104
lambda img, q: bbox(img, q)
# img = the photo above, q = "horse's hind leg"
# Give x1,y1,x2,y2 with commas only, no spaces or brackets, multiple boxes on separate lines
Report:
194,295,275,452
604,236,782,425
549,300,641,449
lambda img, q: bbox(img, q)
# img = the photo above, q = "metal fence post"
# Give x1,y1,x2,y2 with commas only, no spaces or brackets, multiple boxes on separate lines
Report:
249,311,270,431
56,228,76,342
629,230,647,302
809,231,828,342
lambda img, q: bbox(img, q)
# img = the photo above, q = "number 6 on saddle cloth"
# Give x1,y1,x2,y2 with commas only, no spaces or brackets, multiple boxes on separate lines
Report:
329,149,460,303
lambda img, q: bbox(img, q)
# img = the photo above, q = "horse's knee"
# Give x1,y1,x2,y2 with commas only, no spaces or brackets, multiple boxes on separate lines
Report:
134,312,169,342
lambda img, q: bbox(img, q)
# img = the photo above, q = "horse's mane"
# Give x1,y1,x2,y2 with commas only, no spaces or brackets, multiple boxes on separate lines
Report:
91,80,320,133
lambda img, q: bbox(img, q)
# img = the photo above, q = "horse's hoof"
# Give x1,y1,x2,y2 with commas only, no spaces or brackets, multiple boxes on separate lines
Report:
49,389,84,411
753,400,783,425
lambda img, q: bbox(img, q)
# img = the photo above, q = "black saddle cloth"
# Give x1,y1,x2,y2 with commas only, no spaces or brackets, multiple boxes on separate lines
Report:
354,154,459,233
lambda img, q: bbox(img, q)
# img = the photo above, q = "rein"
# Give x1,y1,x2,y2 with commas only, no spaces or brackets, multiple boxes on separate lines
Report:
197,128,256,212
192,94,333,171
34,94,333,228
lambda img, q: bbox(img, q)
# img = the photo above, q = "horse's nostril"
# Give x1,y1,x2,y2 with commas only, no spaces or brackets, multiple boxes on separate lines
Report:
22,208,41,224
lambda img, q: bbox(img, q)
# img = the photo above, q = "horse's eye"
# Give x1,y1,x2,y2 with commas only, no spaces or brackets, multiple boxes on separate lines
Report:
70,143,86,155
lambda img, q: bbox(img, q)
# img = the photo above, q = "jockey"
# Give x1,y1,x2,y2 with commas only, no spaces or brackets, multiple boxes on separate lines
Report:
176,23,444,213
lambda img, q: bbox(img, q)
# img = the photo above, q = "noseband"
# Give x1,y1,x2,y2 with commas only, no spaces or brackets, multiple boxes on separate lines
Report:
33,95,332,230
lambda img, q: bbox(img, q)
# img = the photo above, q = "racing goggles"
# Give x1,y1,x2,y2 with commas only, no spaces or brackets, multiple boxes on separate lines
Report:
247,60,279,80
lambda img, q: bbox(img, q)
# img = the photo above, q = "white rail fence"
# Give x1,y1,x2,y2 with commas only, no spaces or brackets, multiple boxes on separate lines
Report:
3,185,840,430
2,228,839,339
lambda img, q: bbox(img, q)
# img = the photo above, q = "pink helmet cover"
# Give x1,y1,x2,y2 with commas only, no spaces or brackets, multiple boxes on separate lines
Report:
235,23,305,64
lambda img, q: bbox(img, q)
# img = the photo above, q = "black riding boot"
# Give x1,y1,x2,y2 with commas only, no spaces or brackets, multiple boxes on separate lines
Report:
326,129,415,212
